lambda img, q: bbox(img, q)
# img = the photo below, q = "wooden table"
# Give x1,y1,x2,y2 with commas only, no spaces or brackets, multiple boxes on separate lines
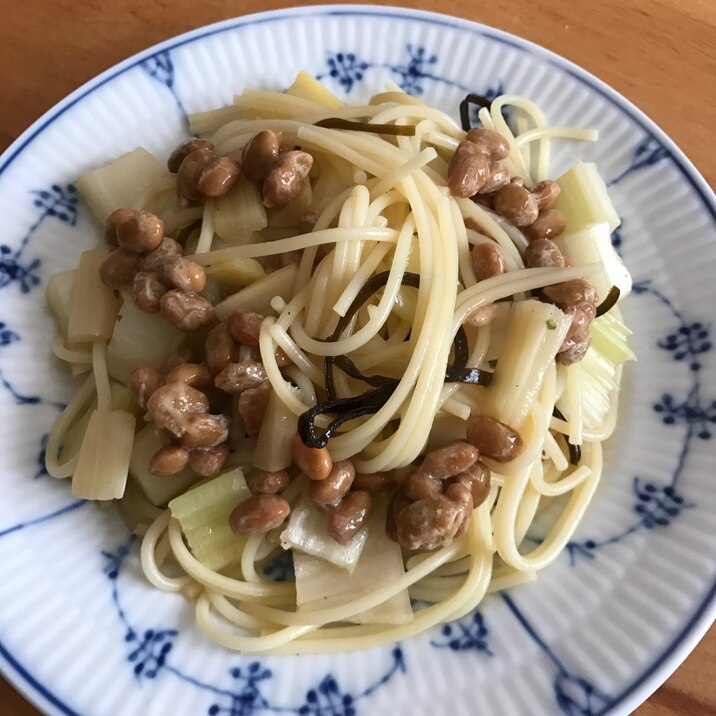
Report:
0,1,713,714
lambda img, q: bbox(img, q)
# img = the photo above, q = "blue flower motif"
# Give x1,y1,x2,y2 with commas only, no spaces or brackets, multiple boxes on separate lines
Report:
609,134,669,185
658,322,711,371
653,392,716,439
387,45,438,95
431,611,493,655
554,671,611,716
323,52,370,93
299,675,356,716
126,627,177,680
141,51,176,89
102,543,131,581
208,662,272,716
30,184,79,226
0,321,20,346
140,50,188,123
632,478,693,528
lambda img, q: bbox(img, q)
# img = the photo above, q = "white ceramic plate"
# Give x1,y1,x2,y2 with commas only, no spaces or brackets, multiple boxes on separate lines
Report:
0,6,714,716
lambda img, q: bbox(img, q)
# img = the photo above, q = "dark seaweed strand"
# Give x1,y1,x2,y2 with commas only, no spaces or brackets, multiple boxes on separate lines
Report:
324,271,420,399
314,118,416,136
595,286,621,317
552,406,581,465
459,93,492,132
298,382,398,448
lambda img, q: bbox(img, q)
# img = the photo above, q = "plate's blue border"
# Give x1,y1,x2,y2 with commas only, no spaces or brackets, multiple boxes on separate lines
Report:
0,6,713,716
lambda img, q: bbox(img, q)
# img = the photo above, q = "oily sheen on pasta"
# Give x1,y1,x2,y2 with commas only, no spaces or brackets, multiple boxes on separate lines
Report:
44,74,633,654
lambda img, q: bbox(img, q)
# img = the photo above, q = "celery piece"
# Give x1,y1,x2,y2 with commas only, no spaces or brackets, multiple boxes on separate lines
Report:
590,312,636,365
486,300,572,428
106,297,184,384
214,178,268,244
169,468,250,570
280,495,369,572
576,347,619,431
189,105,247,135
110,381,143,417
45,269,76,339
129,424,198,506
555,162,620,234
67,251,122,344
253,389,298,472
295,502,412,624
215,264,298,320
72,409,135,500
205,258,266,292
76,147,171,224
287,71,343,109
555,222,632,301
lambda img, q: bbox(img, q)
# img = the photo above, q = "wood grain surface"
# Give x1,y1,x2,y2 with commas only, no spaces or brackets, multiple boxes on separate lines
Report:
0,1,713,714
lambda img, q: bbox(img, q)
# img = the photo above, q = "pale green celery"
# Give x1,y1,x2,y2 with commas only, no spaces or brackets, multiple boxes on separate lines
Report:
169,468,250,570
215,264,298,320
110,381,143,417
214,178,267,244
555,162,620,233
106,297,184,384
590,312,636,365
75,147,170,224
72,409,135,500
486,300,571,427
45,269,76,339
555,222,632,301
67,251,122,344
281,495,369,572
579,348,618,430
294,501,412,624
129,425,198,506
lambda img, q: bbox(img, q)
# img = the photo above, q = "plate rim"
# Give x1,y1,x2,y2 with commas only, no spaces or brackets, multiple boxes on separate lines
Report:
0,6,713,716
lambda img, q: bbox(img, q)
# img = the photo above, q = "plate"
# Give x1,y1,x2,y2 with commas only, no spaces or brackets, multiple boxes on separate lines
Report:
0,6,714,716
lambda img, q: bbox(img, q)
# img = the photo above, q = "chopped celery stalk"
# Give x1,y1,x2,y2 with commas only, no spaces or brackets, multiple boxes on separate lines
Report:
295,502,412,624
110,381,144,417
169,468,250,570
205,258,266,291
45,269,76,339
72,409,135,500
486,300,571,428
576,348,619,431
253,388,298,471
590,312,636,365
76,147,170,224
214,178,268,244
215,264,298,320
67,251,122,344
233,89,325,120
555,222,632,301
189,105,247,135
129,425,198,505
280,495,369,572
287,71,343,109
106,297,184,384
555,162,620,234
